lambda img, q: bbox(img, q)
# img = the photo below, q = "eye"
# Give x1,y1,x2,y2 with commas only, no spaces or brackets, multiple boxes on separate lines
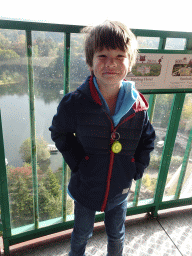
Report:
98,55,107,58
117,55,126,58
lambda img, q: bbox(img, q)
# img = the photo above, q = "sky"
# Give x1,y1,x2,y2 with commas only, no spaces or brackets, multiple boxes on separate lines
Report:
1,0,192,32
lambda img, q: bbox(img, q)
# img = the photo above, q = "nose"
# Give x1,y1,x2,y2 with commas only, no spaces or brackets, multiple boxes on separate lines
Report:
105,57,117,67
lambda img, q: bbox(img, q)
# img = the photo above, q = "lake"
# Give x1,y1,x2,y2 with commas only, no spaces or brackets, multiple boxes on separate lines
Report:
0,84,65,172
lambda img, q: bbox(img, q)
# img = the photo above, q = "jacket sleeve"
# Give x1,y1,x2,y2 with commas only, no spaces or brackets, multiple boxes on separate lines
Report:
134,111,156,180
49,93,85,172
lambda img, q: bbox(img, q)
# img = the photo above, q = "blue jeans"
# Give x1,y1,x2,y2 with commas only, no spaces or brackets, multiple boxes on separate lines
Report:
69,197,128,256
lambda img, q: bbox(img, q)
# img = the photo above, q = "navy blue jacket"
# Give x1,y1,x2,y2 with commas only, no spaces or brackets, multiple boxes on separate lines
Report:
49,76,156,211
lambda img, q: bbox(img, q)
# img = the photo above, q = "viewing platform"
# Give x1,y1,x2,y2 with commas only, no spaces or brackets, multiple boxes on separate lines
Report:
1,206,191,256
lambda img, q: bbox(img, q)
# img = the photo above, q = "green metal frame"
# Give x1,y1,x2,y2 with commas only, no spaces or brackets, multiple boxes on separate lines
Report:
26,30,39,230
62,32,71,222
0,19,192,255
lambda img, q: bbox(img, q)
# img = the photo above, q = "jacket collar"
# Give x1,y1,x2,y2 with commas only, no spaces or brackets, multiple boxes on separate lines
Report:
77,75,102,106
77,75,148,112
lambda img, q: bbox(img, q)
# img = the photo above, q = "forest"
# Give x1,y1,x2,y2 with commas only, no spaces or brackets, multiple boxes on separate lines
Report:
0,29,89,94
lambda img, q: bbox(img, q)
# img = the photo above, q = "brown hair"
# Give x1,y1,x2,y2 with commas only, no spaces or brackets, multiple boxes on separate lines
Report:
81,20,138,69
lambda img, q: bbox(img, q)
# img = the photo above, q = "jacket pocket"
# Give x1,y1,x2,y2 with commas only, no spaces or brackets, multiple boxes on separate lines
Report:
113,155,137,184
78,154,109,182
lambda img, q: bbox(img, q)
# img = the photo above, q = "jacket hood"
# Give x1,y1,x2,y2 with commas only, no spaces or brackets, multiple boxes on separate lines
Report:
77,75,148,113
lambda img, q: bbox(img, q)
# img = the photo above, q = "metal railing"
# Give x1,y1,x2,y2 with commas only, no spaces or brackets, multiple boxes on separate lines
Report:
0,19,192,255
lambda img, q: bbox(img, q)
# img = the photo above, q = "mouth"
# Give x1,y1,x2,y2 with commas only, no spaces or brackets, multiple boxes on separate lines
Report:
103,71,118,75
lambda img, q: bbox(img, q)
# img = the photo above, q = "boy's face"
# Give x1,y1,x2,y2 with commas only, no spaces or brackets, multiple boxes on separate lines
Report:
89,48,131,89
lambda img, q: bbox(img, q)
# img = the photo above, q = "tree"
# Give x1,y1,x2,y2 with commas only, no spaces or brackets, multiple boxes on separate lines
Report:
0,32,11,50
7,164,62,227
0,48,19,60
38,169,62,220
12,34,26,57
7,165,33,228
142,174,151,187
19,137,50,166
43,169,61,198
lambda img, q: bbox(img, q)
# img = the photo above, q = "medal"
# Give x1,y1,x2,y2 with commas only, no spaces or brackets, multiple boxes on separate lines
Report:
111,131,122,153
112,141,122,153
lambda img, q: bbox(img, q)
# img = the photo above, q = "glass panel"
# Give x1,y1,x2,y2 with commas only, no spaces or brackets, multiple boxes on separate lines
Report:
70,33,90,92
67,33,90,218
32,31,64,222
137,37,160,49
163,93,192,199
137,94,174,203
165,38,186,50
0,29,34,228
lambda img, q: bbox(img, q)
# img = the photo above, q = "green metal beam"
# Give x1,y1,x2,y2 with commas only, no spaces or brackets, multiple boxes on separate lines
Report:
0,110,11,255
0,19,84,33
158,38,166,50
26,30,39,229
140,88,192,94
132,28,192,39
62,33,71,222
138,49,192,54
64,33,71,95
159,197,192,210
148,94,157,123
1,19,192,39
132,179,142,206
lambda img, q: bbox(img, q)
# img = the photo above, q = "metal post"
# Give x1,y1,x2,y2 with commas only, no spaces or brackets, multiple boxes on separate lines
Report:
62,33,71,221
158,37,166,50
148,94,157,123
26,30,39,229
0,110,11,255
133,180,142,206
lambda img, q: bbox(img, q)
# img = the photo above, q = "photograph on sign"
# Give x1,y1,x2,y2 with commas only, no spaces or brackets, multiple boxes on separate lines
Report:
167,55,192,89
127,54,192,90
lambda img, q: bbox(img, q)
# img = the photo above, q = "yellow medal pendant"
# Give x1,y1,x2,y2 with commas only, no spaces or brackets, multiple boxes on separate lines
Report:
112,141,122,154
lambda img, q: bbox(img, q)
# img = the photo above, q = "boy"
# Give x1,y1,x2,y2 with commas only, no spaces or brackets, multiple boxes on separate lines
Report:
49,20,156,256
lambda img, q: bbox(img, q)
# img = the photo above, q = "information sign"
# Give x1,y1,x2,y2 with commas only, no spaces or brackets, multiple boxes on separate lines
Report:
127,54,192,90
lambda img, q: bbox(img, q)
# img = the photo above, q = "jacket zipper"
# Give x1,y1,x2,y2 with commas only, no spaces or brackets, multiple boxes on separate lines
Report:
100,112,136,212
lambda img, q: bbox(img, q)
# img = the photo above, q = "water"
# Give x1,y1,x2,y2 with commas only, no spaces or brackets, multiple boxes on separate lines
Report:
0,84,63,172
